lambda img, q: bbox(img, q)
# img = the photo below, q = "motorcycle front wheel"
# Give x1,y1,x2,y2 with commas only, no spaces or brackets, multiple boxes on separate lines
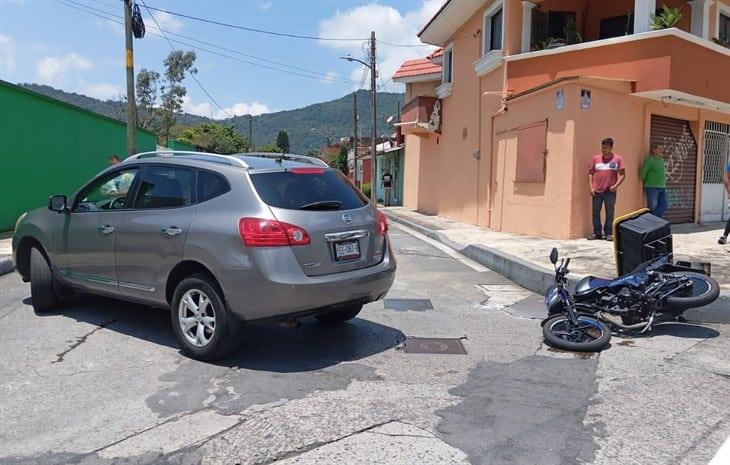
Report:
542,315,611,352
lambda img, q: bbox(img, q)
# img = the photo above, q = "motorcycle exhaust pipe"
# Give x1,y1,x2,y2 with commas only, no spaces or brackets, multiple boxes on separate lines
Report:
597,312,651,331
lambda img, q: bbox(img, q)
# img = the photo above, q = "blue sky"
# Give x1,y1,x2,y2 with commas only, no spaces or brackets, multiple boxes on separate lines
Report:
0,0,440,117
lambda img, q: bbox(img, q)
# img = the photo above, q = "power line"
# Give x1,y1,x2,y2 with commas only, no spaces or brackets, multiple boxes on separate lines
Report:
139,0,232,118
140,3,368,42
377,40,431,48
54,0,357,85
78,0,358,83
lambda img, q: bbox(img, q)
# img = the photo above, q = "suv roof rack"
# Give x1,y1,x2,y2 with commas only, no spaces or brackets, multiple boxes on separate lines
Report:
243,152,330,168
123,151,330,169
125,151,249,168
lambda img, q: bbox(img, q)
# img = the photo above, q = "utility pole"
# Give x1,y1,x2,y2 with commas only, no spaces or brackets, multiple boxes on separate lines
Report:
369,30,377,203
248,116,253,151
123,0,137,156
353,92,358,186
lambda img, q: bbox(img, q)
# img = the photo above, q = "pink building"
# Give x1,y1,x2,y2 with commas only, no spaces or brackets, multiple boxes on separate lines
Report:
394,0,730,239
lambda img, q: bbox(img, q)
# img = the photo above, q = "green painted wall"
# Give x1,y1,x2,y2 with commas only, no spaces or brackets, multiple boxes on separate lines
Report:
0,80,156,231
167,139,196,151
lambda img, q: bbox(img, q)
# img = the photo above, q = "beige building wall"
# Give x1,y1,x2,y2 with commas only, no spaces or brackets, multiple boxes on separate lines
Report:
405,81,438,101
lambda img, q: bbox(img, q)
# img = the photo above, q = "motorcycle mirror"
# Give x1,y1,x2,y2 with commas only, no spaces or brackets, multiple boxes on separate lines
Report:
549,248,558,265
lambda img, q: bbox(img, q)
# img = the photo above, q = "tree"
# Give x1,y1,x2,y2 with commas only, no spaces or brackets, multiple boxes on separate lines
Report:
257,143,284,153
334,144,348,174
177,123,249,154
135,69,160,130
159,50,197,142
276,130,290,153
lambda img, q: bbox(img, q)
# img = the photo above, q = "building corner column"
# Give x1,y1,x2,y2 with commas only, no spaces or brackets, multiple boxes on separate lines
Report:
688,0,712,39
633,0,657,33
521,1,536,53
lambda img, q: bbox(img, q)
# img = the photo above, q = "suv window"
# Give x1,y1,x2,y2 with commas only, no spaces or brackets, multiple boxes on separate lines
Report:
134,166,193,209
75,168,138,212
197,170,229,202
250,169,368,210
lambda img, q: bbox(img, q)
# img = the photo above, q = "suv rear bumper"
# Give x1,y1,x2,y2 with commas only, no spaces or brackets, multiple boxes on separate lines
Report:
220,246,396,321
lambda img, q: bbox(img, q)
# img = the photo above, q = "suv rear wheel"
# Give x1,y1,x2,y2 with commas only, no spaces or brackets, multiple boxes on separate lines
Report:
316,304,363,324
171,274,240,361
30,247,59,313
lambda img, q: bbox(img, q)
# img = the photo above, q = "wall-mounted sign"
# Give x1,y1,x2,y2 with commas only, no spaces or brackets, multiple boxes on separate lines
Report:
580,89,591,109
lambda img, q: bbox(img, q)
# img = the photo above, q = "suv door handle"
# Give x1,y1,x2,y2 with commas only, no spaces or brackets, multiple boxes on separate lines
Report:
162,226,183,237
98,225,115,235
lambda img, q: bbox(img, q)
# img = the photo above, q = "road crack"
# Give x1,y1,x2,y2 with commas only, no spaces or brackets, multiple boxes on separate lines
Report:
255,419,397,465
52,319,117,363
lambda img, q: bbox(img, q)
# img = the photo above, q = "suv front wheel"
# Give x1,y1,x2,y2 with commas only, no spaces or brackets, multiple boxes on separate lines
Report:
171,274,240,361
30,247,59,313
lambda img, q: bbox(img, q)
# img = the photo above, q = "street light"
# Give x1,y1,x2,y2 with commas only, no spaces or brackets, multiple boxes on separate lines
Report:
340,34,377,204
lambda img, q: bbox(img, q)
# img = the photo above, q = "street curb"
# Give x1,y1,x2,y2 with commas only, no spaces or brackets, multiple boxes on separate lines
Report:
0,257,14,277
385,212,582,294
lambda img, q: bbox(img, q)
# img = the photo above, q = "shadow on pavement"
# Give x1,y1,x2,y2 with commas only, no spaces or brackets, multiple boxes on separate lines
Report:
28,293,405,372
650,322,720,339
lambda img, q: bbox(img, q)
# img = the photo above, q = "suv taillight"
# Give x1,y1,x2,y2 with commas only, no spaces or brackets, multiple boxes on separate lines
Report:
376,210,389,236
239,218,311,247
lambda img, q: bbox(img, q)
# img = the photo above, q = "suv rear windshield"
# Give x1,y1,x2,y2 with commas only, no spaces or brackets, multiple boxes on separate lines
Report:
250,169,368,211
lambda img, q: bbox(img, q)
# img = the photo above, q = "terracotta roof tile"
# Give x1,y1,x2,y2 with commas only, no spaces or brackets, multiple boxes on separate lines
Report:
392,54,442,80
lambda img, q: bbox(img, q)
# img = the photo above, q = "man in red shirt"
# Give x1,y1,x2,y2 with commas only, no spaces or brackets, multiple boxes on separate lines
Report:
588,138,626,241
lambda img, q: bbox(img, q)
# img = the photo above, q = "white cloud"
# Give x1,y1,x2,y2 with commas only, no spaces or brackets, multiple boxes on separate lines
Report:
318,1,440,88
150,10,184,33
322,70,338,85
0,34,17,74
36,53,93,84
182,96,271,119
259,1,272,11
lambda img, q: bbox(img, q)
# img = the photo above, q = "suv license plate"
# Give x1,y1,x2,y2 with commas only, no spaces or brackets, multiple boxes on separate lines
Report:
334,240,360,261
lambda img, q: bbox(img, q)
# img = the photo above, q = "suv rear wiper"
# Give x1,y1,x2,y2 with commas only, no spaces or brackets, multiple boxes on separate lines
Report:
299,200,343,211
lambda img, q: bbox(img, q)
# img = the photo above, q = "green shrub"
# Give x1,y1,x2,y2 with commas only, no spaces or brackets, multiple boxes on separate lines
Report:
361,182,372,199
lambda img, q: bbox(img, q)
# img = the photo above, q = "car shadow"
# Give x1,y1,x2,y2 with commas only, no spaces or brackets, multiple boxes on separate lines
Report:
27,294,405,372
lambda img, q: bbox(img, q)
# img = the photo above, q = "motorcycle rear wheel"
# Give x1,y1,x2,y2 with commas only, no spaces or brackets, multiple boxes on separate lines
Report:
663,272,720,311
543,315,611,352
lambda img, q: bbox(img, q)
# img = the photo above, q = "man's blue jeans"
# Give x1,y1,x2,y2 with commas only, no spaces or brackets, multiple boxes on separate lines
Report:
645,187,669,218
592,191,616,237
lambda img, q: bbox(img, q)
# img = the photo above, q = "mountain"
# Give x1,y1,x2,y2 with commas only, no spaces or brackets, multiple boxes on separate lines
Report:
19,84,404,155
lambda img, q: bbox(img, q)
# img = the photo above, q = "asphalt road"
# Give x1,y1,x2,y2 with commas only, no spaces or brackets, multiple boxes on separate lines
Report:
0,223,728,465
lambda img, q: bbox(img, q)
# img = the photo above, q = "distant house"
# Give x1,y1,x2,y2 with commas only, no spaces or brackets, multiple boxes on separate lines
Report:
393,0,730,239
0,79,156,231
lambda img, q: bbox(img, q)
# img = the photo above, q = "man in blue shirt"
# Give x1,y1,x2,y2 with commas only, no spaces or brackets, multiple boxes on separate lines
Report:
719,161,730,245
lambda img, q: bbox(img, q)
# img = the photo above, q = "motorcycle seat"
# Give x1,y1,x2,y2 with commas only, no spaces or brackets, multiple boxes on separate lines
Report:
575,276,612,296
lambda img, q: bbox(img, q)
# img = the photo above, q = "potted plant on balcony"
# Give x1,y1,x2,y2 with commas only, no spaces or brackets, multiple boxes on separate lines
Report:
650,5,682,30
564,17,582,45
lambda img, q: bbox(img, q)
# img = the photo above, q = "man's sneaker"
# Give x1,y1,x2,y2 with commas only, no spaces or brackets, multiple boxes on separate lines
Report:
588,234,603,241
720,236,728,245
605,235,614,242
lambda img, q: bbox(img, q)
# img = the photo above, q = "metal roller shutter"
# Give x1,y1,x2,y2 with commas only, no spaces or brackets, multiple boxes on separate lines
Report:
650,115,698,223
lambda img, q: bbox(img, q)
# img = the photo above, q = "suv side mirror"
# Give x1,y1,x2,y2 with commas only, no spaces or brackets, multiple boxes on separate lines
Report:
48,195,68,213
549,247,558,265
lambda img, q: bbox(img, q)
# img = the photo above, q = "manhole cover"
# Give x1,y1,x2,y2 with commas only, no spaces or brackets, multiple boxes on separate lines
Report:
384,299,434,311
403,337,467,354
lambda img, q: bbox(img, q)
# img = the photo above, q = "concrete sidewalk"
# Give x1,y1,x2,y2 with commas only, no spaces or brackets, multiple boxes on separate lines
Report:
384,207,730,292
0,237,12,276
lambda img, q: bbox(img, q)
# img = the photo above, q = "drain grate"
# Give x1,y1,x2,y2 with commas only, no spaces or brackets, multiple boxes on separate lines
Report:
384,298,434,311
403,337,467,354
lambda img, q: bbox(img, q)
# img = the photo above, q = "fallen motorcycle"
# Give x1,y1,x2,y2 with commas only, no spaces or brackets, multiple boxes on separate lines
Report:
541,248,720,352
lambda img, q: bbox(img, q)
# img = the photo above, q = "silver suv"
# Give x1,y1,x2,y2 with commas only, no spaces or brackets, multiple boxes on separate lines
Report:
12,151,396,360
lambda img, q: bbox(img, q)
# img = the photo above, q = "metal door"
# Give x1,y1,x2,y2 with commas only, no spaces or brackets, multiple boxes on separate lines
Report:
114,165,195,304
700,121,730,223
650,115,698,223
